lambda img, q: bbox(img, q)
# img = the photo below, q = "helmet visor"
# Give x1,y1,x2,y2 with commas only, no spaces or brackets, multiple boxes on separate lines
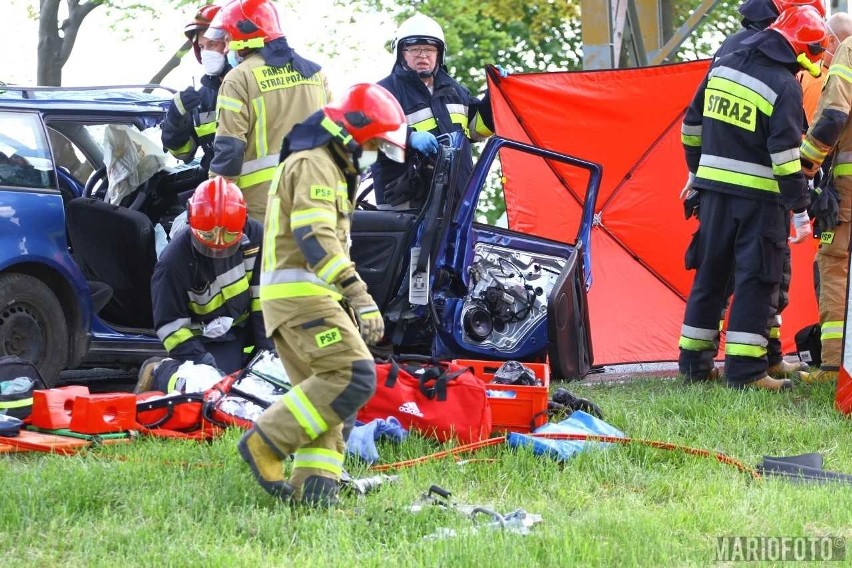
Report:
378,139,405,163
191,227,242,258
204,26,227,41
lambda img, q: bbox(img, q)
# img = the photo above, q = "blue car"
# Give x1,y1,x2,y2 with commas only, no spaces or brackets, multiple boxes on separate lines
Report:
0,85,599,387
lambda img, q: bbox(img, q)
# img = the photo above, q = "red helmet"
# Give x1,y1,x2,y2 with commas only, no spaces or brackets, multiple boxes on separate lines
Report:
187,177,248,258
772,0,826,18
184,4,221,63
206,0,283,51
323,83,407,163
769,5,829,76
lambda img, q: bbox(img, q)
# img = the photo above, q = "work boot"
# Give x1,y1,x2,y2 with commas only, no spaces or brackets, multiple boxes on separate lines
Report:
802,368,838,384
134,356,165,394
237,429,294,501
767,359,810,377
739,375,793,392
682,367,720,384
299,475,340,509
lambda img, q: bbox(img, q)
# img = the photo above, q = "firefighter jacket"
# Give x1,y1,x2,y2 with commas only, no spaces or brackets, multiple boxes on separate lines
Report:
682,32,809,212
152,218,271,363
209,38,331,221
260,113,361,335
802,38,852,178
372,63,494,201
161,71,228,174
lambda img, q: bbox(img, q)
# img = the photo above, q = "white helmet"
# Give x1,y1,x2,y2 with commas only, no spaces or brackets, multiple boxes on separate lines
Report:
392,13,446,65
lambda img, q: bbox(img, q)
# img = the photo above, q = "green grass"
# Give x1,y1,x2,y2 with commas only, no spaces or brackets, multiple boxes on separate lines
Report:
2,378,851,567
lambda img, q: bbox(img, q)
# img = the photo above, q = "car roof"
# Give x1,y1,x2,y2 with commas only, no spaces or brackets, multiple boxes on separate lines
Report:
0,84,174,114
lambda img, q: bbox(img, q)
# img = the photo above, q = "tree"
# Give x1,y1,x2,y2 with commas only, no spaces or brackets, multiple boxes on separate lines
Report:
36,0,198,86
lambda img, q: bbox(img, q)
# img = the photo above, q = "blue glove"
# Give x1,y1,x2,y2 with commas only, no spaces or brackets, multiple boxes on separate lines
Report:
345,417,408,464
409,131,439,156
495,65,510,78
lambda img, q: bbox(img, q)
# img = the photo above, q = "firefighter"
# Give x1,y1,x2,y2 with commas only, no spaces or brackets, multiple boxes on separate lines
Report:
372,13,503,208
161,4,230,177
238,83,406,507
678,6,828,391
714,0,825,62
135,177,273,393
205,0,331,221
802,13,852,122
800,32,852,384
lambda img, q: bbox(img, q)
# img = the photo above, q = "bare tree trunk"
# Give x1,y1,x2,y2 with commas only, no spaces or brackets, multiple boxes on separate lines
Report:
145,40,192,92
37,0,104,86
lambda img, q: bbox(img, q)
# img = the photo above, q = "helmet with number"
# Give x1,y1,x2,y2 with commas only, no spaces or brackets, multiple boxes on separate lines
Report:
187,177,248,258
184,4,221,63
392,13,446,67
323,83,407,163
768,5,829,76
772,0,826,18
206,0,284,51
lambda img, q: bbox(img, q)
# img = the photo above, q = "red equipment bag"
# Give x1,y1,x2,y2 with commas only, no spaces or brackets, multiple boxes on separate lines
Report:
357,355,492,444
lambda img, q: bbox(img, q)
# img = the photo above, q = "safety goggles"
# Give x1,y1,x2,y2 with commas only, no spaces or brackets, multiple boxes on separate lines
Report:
193,226,241,246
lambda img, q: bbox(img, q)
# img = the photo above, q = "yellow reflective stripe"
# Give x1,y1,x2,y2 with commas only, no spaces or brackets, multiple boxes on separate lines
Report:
316,253,348,284
725,343,767,357
264,197,281,272
706,76,773,116
291,208,337,229
260,281,342,301
282,386,328,440
166,372,181,393
238,167,275,189
189,278,250,315
194,121,217,138
217,96,244,113
168,139,195,155
251,298,261,311
252,97,268,160
0,397,32,409
772,159,801,176
229,37,264,51
696,166,779,192
293,448,344,475
828,64,852,84
471,113,493,138
801,138,828,162
411,117,438,132
769,327,780,339
822,321,844,340
679,336,715,351
682,135,702,147
834,163,852,176
449,112,470,137
163,328,199,352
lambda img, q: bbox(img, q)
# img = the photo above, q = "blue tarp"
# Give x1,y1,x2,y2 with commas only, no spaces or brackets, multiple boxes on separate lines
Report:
506,410,625,461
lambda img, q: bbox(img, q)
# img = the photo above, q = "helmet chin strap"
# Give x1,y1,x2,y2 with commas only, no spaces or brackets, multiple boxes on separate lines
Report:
797,52,823,78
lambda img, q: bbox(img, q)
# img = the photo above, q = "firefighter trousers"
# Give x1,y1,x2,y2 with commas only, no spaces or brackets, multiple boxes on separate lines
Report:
816,176,852,371
253,297,376,496
679,191,787,385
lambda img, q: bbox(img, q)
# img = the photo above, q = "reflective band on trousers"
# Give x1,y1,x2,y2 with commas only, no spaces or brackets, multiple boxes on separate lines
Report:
679,324,717,352
725,331,768,358
822,321,844,341
282,385,328,440
293,448,344,475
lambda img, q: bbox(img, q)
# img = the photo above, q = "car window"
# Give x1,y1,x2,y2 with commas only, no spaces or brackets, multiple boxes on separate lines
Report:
46,127,96,184
475,151,508,228
0,111,56,190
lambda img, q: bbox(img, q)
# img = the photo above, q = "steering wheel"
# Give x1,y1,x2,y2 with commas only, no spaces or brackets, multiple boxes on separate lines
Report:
84,166,108,200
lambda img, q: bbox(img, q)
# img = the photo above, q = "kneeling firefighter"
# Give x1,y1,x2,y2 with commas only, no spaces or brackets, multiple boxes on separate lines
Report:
239,83,407,507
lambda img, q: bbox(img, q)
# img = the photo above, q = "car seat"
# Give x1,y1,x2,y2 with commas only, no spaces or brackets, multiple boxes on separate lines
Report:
66,197,157,329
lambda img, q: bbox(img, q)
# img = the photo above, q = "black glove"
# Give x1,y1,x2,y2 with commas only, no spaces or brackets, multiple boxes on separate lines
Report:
809,183,840,233
177,87,202,116
684,189,701,220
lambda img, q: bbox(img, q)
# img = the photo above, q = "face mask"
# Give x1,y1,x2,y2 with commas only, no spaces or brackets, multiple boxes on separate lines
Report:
201,50,226,75
227,51,243,68
357,150,378,172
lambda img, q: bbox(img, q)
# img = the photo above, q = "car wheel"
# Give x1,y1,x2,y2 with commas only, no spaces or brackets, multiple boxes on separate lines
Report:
0,273,69,387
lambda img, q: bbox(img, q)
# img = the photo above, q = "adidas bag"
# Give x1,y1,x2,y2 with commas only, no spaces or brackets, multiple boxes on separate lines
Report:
357,355,492,444
795,324,821,368
0,356,47,419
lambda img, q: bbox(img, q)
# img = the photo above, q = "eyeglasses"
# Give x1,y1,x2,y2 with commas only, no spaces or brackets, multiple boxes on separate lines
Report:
404,47,438,57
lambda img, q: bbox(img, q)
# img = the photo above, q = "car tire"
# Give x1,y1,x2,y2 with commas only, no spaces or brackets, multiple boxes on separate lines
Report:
0,273,69,387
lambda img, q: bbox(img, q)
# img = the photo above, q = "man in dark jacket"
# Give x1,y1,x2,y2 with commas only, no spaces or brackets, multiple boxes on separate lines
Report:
372,13,502,208
161,4,231,177
677,6,828,391
135,177,273,393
